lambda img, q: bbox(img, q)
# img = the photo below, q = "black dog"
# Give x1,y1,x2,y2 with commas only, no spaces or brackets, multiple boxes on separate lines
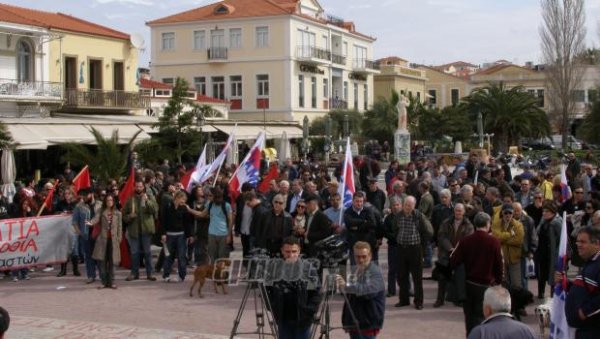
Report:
507,285,535,321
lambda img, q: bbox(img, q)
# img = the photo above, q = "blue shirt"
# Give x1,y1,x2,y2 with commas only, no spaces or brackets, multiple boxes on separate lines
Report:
205,202,232,236
72,201,90,236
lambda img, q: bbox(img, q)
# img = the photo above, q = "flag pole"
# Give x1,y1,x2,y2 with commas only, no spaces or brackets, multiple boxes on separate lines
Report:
72,165,89,183
338,137,350,226
37,180,58,216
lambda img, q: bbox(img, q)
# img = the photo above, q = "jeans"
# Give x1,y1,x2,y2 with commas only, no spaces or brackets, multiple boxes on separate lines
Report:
520,257,528,289
387,244,399,295
277,322,310,339
80,234,97,279
128,233,153,277
11,268,28,279
423,241,433,267
163,233,187,280
98,238,115,287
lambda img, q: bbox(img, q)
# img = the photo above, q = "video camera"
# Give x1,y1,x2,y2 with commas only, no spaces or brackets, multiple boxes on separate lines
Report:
313,234,348,268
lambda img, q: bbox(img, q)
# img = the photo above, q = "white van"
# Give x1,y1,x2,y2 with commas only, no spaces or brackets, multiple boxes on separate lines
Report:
550,134,582,150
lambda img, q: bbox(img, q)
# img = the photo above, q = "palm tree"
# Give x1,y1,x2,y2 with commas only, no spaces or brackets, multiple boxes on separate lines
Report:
463,82,550,152
0,122,13,149
61,127,141,184
362,89,399,144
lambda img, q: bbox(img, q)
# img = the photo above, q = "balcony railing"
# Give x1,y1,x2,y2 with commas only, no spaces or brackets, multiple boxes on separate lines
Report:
0,79,62,99
330,98,348,110
208,47,228,60
296,46,331,61
332,53,346,65
352,59,380,71
64,89,150,109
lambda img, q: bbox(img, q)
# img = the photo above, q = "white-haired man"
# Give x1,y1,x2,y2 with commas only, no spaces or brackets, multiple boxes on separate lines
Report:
467,286,535,339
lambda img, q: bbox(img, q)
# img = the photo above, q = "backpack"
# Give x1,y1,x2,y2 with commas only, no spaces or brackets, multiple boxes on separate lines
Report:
208,202,229,220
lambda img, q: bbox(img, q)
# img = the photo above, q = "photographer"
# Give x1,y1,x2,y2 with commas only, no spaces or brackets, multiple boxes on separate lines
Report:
336,241,385,339
266,237,321,339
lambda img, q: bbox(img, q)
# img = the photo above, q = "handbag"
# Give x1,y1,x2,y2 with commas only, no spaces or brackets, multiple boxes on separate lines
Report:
91,222,101,240
526,258,536,278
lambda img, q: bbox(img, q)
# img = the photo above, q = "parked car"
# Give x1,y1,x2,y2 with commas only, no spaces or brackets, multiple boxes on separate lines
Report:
550,134,582,150
521,137,555,150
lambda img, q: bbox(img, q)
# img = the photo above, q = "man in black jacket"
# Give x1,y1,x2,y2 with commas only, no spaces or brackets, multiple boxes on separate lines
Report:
344,192,379,264
267,237,321,339
255,194,293,257
161,191,194,282
303,194,333,257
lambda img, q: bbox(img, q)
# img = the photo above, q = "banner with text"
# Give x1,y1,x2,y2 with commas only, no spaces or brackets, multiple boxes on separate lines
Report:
0,215,72,271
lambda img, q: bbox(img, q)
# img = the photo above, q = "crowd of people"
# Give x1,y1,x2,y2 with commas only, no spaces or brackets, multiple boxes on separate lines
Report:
1,149,599,338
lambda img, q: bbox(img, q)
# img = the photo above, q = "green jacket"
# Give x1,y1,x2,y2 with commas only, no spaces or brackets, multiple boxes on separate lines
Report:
123,194,158,238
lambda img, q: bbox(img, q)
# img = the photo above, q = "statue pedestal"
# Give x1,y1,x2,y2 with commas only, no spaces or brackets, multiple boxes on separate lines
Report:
394,129,411,165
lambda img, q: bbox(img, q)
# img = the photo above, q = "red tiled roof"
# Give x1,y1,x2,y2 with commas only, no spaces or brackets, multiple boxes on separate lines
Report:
437,61,478,69
377,56,408,65
0,3,129,40
196,93,229,104
472,63,540,76
139,78,172,90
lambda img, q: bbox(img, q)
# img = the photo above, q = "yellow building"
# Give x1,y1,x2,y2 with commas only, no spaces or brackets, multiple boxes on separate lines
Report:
147,0,378,123
374,57,427,103
417,66,471,108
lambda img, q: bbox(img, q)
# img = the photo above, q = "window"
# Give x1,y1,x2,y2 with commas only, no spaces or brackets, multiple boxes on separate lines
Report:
451,89,459,106
194,77,206,95
140,88,152,96
155,89,171,97
572,90,585,102
353,45,367,68
161,32,175,51
311,77,317,108
323,78,329,98
211,76,225,100
298,75,305,108
229,28,242,49
353,83,358,109
16,39,33,82
343,81,348,100
193,30,205,50
256,26,269,48
257,74,269,97
364,84,368,110
296,30,316,57
211,29,225,49
428,89,437,106
322,35,329,50
589,89,598,103
162,78,174,85
230,75,242,98
537,89,545,107
342,41,348,56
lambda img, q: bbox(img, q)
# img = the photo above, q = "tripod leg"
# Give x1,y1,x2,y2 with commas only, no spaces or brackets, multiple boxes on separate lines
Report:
259,283,278,339
230,284,253,339
340,290,362,336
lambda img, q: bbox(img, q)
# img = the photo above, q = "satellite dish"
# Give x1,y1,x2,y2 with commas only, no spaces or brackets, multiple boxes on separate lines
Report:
130,33,145,49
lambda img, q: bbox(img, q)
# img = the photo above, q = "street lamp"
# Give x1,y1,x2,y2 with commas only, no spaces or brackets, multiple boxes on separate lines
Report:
196,109,205,146
302,115,309,162
324,115,332,165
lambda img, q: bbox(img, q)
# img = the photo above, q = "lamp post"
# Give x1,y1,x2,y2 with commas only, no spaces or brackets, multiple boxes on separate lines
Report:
324,115,332,166
302,115,309,163
196,108,205,146
484,133,494,157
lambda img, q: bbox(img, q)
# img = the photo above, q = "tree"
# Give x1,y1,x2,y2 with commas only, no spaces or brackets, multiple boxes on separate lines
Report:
362,90,399,145
310,109,362,140
0,122,13,150
154,77,222,164
579,88,600,143
540,0,586,148
61,127,141,184
463,82,551,152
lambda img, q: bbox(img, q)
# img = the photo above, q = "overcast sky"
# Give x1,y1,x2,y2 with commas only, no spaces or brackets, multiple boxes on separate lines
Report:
4,0,600,67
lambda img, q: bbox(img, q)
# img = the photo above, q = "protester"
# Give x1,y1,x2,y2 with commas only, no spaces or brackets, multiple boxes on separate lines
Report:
90,194,122,289
336,241,385,339
535,202,562,299
450,212,503,336
467,286,535,339
254,194,293,257
491,203,524,288
0,307,8,339
161,191,194,282
72,188,97,284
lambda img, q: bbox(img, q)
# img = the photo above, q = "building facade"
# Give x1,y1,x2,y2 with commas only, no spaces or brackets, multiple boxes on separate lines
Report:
147,0,378,123
417,65,471,109
374,56,427,103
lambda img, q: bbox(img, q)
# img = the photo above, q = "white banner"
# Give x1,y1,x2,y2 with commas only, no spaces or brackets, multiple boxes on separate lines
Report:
0,215,72,271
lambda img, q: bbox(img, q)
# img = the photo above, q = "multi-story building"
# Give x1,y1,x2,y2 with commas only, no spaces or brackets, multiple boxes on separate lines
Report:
433,61,479,79
417,65,471,109
374,56,427,103
147,0,378,123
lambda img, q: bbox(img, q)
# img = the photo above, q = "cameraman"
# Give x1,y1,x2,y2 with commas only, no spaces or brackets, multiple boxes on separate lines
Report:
266,237,321,339
336,241,385,339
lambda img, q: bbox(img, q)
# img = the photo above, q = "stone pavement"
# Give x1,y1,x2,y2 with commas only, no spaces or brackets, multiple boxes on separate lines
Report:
0,242,543,339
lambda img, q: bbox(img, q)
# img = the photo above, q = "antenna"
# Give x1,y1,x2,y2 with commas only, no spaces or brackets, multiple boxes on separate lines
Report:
130,33,146,52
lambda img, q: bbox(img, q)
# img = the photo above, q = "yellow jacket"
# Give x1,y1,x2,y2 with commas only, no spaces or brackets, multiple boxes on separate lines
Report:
491,218,524,265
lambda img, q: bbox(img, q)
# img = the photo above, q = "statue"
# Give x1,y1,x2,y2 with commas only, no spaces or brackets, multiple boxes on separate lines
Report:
396,94,409,131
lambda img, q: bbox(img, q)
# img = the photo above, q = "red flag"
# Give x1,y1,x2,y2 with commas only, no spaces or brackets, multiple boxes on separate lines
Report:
72,165,91,195
43,180,59,212
119,237,131,269
258,163,278,193
180,167,195,191
118,166,136,206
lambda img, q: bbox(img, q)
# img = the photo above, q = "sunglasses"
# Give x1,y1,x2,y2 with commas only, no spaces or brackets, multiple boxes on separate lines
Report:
273,201,284,205
297,205,306,209
575,191,584,194
503,211,513,215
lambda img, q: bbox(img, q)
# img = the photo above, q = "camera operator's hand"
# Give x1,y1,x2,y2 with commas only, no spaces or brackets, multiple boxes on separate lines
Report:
335,274,345,291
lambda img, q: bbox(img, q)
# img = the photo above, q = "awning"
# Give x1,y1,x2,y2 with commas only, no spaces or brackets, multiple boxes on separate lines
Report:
137,124,218,134
264,126,303,139
87,125,151,143
212,124,267,140
40,125,98,144
6,125,49,150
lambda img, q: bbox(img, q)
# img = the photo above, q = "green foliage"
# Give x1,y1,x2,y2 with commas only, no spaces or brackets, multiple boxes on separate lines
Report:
310,109,362,140
61,127,140,184
154,77,222,163
0,122,14,150
463,82,550,152
579,91,600,144
362,89,398,145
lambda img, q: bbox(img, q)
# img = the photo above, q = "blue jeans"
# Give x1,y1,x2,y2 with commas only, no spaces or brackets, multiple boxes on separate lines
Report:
163,234,187,280
80,234,97,279
387,244,399,295
424,241,433,268
128,233,153,277
11,269,28,279
277,322,310,339
520,257,528,289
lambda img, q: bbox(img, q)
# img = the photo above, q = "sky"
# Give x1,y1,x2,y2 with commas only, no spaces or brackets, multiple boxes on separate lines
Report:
3,0,600,68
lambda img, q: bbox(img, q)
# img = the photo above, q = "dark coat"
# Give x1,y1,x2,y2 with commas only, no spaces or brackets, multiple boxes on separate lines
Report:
305,210,333,256
565,252,600,339
342,261,386,331
255,210,293,255
343,206,379,249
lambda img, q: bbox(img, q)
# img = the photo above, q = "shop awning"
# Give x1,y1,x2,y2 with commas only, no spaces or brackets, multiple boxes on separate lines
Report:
211,124,303,140
6,125,49,150
86,125,151,143
264,126,303,138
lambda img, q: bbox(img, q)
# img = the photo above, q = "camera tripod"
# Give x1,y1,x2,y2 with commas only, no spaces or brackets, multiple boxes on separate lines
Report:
230,281,278,339
310,267,361,339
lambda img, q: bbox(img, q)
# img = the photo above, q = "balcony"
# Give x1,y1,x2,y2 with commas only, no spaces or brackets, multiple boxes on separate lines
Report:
208,47,228,61
63,89,150,111
352,59,381,74
0,79,62,103
330,98,348,110
332,53,346,66
296,46,331,65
